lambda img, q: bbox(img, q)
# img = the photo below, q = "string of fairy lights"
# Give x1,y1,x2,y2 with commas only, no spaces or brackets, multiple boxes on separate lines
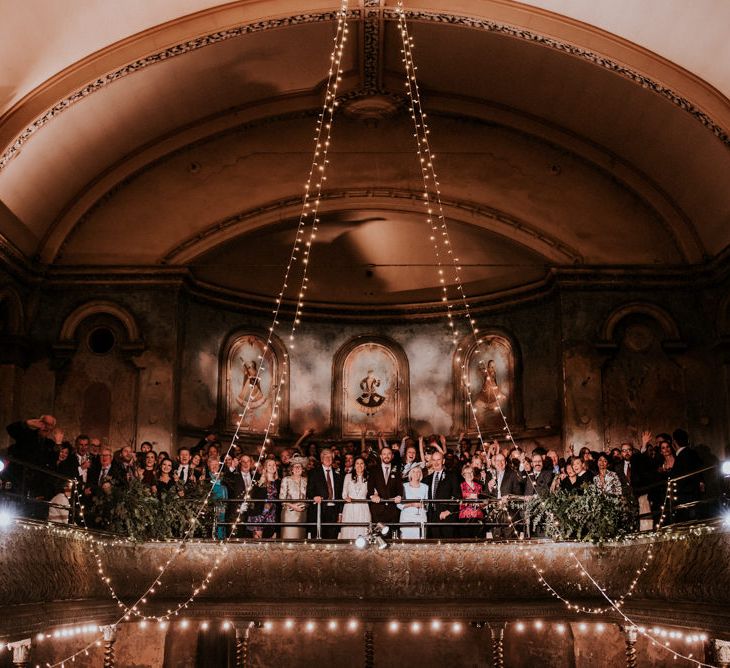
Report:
394,2,517,465
31,3,352,665
393,3,718,666
70,0,352,629
1,4,721,667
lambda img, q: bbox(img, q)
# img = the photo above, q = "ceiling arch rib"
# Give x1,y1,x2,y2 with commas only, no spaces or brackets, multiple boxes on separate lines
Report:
160,192,582,266
43,92,698,268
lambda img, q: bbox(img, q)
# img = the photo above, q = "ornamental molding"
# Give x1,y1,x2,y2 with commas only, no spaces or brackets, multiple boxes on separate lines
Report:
1,8,728,172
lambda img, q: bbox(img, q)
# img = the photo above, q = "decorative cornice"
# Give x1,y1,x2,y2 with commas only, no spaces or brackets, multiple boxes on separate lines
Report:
1,7,728,173
0,10,355,172
383,9,730,147
38,261,722,323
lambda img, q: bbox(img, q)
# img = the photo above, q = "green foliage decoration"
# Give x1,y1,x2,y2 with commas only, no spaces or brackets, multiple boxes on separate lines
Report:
527,484,636,543
91,480,214,541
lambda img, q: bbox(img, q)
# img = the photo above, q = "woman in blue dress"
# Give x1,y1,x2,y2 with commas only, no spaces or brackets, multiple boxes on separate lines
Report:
397,466,428,538
207,458,228,539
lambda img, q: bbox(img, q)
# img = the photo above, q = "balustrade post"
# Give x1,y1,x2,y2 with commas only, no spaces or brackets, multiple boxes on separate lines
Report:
712,639,730,668
489,623,505,668
364,624,374,668
101,624,117,668
8,638,31,668
622,625,638,668
235,623,253,668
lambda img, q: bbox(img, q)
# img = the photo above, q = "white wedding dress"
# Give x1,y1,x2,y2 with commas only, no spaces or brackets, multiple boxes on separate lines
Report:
339,475,371,539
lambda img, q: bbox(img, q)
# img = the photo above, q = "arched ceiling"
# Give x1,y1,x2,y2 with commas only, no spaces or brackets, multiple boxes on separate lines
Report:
0,0,728,311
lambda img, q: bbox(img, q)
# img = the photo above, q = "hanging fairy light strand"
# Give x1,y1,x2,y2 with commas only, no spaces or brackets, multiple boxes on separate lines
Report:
394,2,516,462
42,4,352,664
393,8,717,664
522,482,676,615
87,0,351,623
572,552,718,667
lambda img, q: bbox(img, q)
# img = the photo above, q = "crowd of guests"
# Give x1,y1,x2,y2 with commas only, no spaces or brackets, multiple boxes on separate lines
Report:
2,416,710,538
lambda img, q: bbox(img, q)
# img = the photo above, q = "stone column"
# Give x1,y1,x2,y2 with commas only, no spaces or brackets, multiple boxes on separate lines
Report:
364,625,374,668
622,625,638,668
235,623,253,668
489,624,505,668
101,624,117,668
8,638,31,668
713,639,730,668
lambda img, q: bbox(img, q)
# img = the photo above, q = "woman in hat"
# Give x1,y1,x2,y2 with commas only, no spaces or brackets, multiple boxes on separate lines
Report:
279,455,308,539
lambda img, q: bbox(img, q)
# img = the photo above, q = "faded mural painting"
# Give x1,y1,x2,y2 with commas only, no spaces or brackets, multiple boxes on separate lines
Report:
342,342,400,437
462,335,515,435
224,334,280,434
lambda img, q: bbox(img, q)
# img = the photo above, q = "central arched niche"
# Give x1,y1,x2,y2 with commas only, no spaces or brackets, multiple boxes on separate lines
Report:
332,335,410,439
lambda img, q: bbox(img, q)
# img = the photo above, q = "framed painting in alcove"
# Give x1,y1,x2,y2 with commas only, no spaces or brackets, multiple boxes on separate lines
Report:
221,334,283,435
333,336,410,439
456,334,517,436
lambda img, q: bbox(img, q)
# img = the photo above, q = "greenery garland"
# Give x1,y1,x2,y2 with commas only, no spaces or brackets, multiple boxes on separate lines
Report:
91,480,214,541
527,485,636,543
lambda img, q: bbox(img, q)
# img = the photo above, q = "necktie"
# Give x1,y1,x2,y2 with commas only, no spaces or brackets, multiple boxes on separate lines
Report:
181,466,187,482
384,465,390,481
326,468,334,499
99,467,108,486
432,471,440,499
626,462,632,485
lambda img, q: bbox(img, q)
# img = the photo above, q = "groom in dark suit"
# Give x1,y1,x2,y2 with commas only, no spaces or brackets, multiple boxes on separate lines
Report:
423,451,461,538
306,448,344,538
367,446,402,531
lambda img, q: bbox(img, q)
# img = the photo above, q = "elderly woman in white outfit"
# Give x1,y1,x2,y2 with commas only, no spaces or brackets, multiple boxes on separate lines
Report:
398,466,428,538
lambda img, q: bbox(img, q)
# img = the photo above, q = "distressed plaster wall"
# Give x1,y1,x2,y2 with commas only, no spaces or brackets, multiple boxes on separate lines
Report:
560,287,727,457
1,274,728,459
178,295,562,444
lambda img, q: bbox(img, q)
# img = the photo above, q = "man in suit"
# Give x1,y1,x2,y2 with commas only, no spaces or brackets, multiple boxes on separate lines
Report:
306,448,343,539
485,452,524,538
85,447,125,492
173,447,194,485
671,428,704,521
367,446,402,531
486,453,524,498
224,454,257,536
523,453,554,497
616,441,654,529
423,451,461,538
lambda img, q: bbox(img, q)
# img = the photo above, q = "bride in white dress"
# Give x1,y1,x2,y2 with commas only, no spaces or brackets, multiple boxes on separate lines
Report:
339,457,371,539
398,466,428,538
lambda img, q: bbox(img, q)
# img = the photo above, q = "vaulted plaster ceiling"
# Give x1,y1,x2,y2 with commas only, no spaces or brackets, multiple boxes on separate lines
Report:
0,0,728,309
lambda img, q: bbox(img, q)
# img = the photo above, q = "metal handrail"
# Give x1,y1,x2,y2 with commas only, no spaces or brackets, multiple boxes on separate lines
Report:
210,496,529,539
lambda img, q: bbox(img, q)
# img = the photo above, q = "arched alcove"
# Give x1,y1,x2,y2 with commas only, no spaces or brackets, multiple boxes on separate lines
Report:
600,304,686,448
52,300,144,446
217,330,289,436
332,335,410,439
452,331,523,437
0,285,24,336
